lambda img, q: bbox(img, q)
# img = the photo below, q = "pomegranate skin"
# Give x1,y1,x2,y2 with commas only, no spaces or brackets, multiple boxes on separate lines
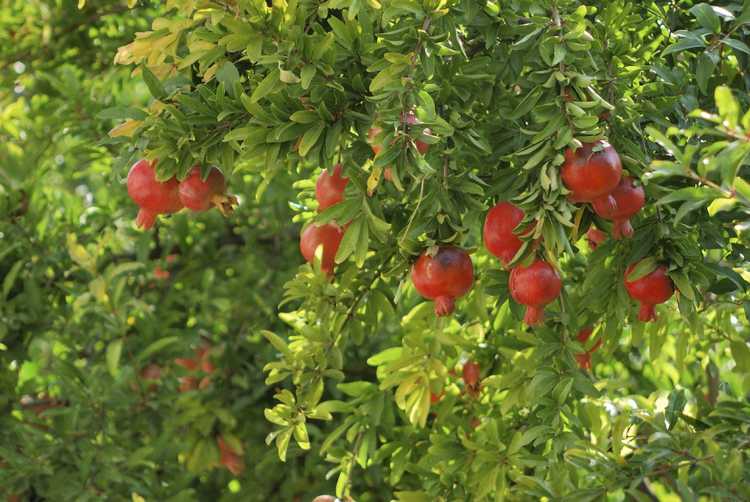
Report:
483,202,525,267
593,176,645,240
178,166,227,211
462,361,480,387
562,140,622,207
127,159,182,229
316,164,349,212
411,246,474,316
586,227,607,250
509,260,562,326
624,263,674,322
300,222,344,275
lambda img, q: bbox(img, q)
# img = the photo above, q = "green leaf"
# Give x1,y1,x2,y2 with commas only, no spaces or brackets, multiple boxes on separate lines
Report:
715,86,739,127
298,122,326,157
508,88,543,120
250,69,281,103
731,341,750,373
216,62,240,91
137,336,180,362
3,260,24,300
106,339,123,378
655,186,721,206
300,64,316,89
141,65,167,100
690,4,721,32
335,217,362,264
370,64,406,92
722,38,750,56
663,38,706,56
626,257,658,281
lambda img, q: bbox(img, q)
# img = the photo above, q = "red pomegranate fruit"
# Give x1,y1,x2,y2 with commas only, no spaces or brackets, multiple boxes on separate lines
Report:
316,164,349,212
593,176,645,240
430,391,444,404
624,262,674,322
483,202,526,268
462,361,480,395
178,166,237,215
586,226,607,250
509,259,562,326
403,110,431,154
562,140,622,210
300,222,345,276
411,246,474,316
127,159,182,229
574,326,602,371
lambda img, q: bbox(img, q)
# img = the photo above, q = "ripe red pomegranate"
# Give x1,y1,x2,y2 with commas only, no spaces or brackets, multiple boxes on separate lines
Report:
178,166,237,215
593,176,645,239
562,140,622,210
586,226,607,250
411,246,474,316
127,159,182,229
300,222,344,275
217,436,245,476
316,164,349,212
624,262,674,322
509,259,562,326
483,202,526,267
462,361,480,396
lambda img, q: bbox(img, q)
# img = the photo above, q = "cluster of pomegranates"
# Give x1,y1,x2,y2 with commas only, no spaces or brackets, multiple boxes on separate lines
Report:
561,140,645,240
299,164,348,275
127,159,236,229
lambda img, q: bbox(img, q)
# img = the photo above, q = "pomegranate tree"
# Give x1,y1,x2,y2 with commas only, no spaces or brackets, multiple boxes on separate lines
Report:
411,246,474,316
624,262,674,322
126,159,182,229
299,223,344,276
315,164,349,212
593,176,645,239
178,166,237,215
483,202,526,267
561,140,622,210
509,259,562,326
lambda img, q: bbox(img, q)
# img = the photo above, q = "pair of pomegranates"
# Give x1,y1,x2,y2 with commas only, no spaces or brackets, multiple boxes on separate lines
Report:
127,159,236,229
561,140,645,240
483,202,562,326
299,164,349,275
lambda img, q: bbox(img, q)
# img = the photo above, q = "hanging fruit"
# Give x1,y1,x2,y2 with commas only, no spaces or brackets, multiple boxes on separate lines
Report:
315,164,349,212
483,202,526,268
299,223,345,276
624,262,674,322
561,140,622,211
126,159,182,229
509,259,562,326
411,246,474,316
593,176,645,239
178,166,237,215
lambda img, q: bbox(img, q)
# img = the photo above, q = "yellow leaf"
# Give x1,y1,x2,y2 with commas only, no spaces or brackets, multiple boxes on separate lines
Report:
108,120,142,138
128,0,138,7
67,234,96,273
132,493,145,502
89,277,109,304
77,0,86,8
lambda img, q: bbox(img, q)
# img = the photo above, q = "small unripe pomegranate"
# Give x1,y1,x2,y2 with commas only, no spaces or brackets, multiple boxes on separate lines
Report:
178,166,237,215
593,176,645,239
300,222,344,275
127,159,182,229
586,227,607,250
509,259,562,326
217,436,245,476
483,202,526,267
411,246,474,316
316,164,349,212
624,262,674,322
562,140,622,210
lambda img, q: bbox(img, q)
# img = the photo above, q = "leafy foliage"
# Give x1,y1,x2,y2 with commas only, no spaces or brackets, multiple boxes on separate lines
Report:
2,0,750,500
